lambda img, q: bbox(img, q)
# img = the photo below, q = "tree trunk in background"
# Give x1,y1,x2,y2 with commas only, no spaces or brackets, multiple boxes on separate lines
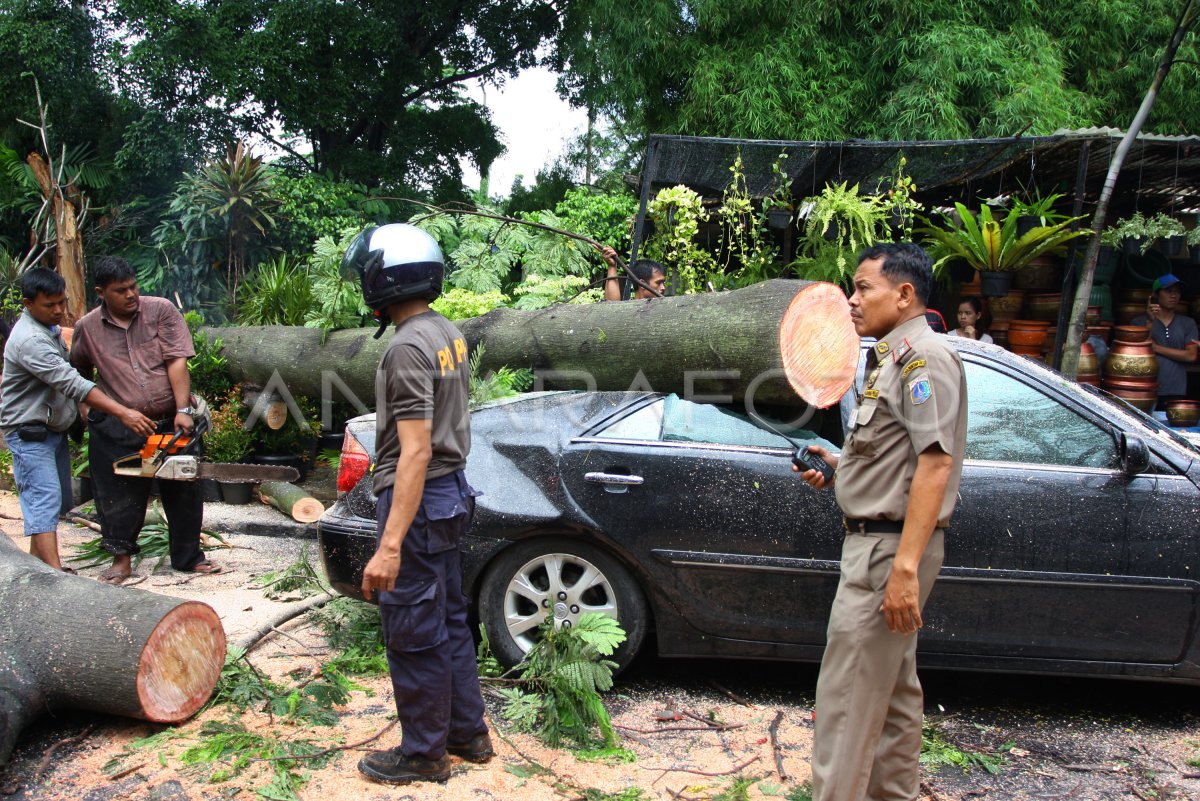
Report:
207,279,860,411
0,536,225,764
26,152,87,325
1061,0,1197,376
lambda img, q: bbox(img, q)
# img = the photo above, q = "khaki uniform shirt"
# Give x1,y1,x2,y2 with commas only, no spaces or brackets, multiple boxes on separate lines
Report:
69,296,194,418
835,315,967,528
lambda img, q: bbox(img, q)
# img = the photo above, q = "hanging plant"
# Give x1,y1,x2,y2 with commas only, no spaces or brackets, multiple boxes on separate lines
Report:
643,185,717,294
789,181,889,285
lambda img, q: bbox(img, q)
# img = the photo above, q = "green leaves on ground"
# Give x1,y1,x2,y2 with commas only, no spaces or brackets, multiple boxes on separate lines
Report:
253,546,330,601
309,596,388,676
498,612,626,748
921,720,1008,775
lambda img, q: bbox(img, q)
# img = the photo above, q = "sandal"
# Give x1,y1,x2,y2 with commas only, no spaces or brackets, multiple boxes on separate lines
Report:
187,561,226,575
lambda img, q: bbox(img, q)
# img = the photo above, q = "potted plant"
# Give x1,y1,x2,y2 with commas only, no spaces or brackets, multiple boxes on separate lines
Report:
205,388,254,503
917,203,1089,297
880,154,924,241
1188,225,1200,265
1009,191,1071,237
1101,212,1186,257
788,181,890,286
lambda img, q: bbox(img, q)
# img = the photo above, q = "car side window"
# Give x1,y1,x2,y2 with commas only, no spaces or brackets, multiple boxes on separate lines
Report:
597,399,665,440
965,362,1118,468
661,394,836,451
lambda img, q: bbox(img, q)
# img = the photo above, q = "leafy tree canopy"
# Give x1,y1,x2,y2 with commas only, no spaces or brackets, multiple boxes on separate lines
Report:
555,0,1200,141
110,0,561,190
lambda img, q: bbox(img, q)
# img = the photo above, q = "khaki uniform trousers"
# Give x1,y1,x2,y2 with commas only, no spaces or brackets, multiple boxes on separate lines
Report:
812,529,945,801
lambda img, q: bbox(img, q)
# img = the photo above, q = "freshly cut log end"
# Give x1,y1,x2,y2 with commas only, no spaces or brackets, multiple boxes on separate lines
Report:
259,481,325,523
136,601,226,723
778,282,859,408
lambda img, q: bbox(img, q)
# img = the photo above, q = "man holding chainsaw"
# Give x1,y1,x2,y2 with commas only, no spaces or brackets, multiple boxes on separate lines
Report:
341,224,492,786
0,268,156,570
69,256,221,584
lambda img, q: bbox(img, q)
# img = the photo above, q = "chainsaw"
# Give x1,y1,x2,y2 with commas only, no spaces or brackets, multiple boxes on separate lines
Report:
112,419,300,483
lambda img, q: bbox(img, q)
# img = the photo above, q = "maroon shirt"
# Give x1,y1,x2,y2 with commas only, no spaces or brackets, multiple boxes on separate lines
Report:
69,296,195,418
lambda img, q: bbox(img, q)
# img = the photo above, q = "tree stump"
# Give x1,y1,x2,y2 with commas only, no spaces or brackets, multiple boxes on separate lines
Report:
0,536,226,764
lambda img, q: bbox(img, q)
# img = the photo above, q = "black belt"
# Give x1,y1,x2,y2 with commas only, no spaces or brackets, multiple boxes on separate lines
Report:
843,517,904,535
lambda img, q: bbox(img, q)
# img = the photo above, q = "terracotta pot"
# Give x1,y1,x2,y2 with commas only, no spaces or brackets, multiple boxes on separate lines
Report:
1105,386,1158,413
1008,320,1050,348
1166,400,1200,427
1086,305,1102,325
1104,340,1159,382
1077,373,1101,386
1112,325,1151,344
1010,345,1044,360
987,289,1026,321
1025,292,1062,322
1084,323,1113,344
1077,343,1099,376
1118,288,1152,304
1089,284,1113,321
1015,256,1064,291
1114,302,1148,325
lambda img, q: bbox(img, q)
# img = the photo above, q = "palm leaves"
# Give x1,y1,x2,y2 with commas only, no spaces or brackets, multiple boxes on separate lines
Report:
918,202,1089,274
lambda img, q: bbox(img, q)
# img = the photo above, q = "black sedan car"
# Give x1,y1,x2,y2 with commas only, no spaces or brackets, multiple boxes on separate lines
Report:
318,338,1200,683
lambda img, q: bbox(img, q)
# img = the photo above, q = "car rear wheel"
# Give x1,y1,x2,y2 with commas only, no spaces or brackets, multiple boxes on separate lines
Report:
477,538,648,672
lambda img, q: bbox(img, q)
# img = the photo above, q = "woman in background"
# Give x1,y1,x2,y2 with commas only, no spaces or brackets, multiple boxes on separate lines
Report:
949,296,993,343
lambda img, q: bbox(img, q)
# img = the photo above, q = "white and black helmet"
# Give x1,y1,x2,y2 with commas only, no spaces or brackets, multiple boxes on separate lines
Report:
341,224,445,316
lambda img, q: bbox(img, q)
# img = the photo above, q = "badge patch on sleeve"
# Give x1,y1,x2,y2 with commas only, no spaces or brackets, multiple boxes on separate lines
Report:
908,375,933,405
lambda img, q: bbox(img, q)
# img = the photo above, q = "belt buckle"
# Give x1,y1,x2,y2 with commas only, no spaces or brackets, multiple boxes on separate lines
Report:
842,516,866,534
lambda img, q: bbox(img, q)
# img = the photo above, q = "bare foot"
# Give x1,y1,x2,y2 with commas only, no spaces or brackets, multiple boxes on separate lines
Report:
97,565,132,585
186,560,226,575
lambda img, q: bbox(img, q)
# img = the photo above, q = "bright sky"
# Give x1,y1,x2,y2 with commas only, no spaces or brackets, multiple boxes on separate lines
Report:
460,66,588,195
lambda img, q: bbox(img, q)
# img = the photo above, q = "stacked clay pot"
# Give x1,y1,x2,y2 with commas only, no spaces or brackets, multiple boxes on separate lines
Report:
1166,400,1200,427
1024,292,1062,322
987,289,1025,324
989,319,1010,348
1114,288,1152,326
1102,325,1158,413
1076,342,1100,386
1015,256,1064,291
1008,320,1051,360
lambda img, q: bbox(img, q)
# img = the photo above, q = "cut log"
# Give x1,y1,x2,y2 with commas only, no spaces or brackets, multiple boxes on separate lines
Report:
258,481,325,523
0,535,225,765
208,279,859,410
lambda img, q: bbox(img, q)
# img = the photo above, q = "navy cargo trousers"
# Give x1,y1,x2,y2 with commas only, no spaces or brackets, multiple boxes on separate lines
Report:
375,471,488,760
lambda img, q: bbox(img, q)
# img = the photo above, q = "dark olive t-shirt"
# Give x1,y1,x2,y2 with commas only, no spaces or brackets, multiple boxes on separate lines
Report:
372,311,471,494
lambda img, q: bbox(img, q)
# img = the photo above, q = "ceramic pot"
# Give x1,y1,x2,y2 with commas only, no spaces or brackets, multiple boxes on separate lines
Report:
1086,305,1102,325
1104,340,1158,382
1112,325,1151,344
1095,246,1119,284
1166,400,1200,427
988,289,1026,322
1010,345,1044,359
1118,288,1153,304
1077,342,1099,379
988,319,1010,348
1084,323,1113,344
1024,292,1062,322
1122,236,1146,257
1105,385,1158,413
1015,256,1063,291
1008,320,1051,349
1163,235,1187,258
1089,284,1113,321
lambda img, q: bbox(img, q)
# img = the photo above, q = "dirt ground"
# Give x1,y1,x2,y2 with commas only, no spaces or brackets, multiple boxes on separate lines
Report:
1,487,1199,801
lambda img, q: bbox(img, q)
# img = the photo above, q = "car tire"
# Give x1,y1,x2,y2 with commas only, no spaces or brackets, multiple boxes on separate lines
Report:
477,538,648,673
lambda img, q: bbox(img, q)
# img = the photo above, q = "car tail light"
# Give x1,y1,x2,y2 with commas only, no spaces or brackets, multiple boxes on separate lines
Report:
337,430,370,493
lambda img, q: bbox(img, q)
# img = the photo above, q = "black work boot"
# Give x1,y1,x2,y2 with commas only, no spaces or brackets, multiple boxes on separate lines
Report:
357,748,451,784
447,733,495,763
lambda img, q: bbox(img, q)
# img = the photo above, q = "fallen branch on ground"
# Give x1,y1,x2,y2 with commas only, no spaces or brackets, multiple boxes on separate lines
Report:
34,725,94,781
642,755,760,777
769,710,787,780
254,720,397,763
707,680,754,707
616,723,745,734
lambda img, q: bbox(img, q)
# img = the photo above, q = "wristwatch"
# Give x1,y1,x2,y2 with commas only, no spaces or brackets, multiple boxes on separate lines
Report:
177,406,194,415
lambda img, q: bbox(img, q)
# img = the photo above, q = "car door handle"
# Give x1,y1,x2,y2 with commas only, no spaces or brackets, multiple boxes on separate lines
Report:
584,472,644,486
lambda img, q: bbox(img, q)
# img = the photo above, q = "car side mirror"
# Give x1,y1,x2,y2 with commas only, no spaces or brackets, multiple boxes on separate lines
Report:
1120,433,1150,475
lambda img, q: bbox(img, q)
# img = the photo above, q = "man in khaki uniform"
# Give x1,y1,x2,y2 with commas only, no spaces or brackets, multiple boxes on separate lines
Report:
797,242,967,801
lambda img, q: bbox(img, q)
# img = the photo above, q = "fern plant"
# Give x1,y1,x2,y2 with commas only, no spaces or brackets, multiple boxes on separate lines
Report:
498,612,626,748
468,344,533,408
790,181,889,284
303,228,372,338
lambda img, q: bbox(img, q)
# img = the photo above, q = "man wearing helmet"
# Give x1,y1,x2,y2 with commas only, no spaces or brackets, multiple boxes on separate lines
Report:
343,224,492,785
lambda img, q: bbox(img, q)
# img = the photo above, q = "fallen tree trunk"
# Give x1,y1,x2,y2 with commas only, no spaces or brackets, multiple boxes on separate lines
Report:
208,279,857,410
259,481,325,523
0,536,226,765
